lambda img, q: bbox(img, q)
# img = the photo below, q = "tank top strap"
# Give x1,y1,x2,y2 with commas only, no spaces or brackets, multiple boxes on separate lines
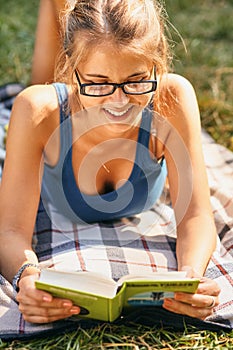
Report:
51,83,72,164
52,83,70,123
137,107,153,148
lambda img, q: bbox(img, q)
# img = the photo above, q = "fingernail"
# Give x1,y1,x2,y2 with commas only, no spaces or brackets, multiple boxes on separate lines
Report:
63,301,72,307
200,277,207,282
42,296,51,302
70,308,80,314
164,298,173,305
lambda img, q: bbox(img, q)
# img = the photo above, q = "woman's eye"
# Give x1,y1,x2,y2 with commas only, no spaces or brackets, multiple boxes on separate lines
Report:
91,85,107,91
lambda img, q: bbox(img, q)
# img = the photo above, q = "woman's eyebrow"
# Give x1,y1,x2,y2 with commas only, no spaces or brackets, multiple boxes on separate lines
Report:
85,73,109,78
84,71,149,79
128,71,149,78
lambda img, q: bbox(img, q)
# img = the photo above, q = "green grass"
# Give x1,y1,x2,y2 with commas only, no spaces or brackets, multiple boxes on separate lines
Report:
166,0,233,150
0,0,37,85
0,0,233,348
1,324,233,350
0,0,232,149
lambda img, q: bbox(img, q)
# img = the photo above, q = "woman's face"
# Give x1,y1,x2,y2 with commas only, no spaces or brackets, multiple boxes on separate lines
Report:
74,44,155,128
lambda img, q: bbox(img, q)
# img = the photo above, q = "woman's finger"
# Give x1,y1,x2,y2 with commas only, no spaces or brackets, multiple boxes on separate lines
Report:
163,298,215,320
174,292,219,309
18,301,81,323
19,303,80,317
19,306,80,324
197,277,221,296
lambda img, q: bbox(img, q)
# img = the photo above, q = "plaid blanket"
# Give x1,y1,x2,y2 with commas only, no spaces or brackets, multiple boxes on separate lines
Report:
0,84,233,340
0,83,24,175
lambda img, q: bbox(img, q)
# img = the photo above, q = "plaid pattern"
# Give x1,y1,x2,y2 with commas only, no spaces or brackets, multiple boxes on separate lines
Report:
0,83,24,170
34,202,177,276
0,83,232,338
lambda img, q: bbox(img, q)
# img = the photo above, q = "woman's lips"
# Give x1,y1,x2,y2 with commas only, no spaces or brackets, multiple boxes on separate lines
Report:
103,106,133,120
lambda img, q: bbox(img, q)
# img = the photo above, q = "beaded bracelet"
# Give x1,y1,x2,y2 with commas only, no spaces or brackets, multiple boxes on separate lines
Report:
12,263,40,292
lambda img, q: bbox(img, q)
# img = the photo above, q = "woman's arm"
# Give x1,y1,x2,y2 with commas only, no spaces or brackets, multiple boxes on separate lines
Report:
0,85,81,323
158,74,220,319
162,74,217,275
31,0,67,84
0,87,46,281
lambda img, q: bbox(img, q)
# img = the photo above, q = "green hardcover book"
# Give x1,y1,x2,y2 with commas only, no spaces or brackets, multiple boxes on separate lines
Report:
35,269,200,322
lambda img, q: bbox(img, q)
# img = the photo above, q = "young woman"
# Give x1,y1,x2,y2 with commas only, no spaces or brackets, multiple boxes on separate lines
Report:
0,0,232,335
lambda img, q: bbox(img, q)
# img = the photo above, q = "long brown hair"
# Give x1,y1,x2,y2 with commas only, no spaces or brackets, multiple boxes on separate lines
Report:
55,0,171,80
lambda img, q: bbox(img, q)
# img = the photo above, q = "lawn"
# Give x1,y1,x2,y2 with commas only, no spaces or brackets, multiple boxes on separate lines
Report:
165,0,233,151
1,324,233,349
0,0,232,150
0,0,233,349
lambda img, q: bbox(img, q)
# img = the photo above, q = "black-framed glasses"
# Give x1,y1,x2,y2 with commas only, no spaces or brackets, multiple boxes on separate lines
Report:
75,69,157,97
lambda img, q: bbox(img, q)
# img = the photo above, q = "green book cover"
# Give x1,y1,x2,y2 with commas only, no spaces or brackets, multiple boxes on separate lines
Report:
35,269,200,322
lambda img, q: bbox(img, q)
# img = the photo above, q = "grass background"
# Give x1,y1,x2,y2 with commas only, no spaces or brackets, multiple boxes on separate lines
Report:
0,0,233,348
0,0,232,150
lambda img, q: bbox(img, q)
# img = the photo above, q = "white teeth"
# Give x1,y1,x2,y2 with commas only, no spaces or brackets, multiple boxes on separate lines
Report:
104,107,131,117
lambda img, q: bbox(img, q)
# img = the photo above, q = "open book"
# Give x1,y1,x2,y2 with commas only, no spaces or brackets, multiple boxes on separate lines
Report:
35,269,200,322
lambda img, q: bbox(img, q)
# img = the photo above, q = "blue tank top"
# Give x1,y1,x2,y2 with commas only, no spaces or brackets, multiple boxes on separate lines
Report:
40,83,167,224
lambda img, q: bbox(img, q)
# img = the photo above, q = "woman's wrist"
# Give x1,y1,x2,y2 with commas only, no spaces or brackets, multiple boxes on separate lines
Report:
12,263,40,292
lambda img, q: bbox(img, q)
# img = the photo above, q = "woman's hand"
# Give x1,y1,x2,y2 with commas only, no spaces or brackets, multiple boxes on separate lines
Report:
16,273,81,324
163,270,221,320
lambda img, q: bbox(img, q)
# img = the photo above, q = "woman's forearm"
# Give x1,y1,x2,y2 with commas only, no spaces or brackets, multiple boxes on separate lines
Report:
0,231,38,282
176,214,217,276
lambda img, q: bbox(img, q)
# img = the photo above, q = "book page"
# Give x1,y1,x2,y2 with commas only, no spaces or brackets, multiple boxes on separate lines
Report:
117,271,188,286
39,269,118,298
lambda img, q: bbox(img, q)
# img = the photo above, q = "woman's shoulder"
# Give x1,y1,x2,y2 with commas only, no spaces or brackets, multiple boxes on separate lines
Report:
12,84,60,126
161,73,196,99
158,73,198,117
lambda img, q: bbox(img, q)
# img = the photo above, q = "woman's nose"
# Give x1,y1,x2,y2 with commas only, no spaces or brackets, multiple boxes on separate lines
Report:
108,87,130,105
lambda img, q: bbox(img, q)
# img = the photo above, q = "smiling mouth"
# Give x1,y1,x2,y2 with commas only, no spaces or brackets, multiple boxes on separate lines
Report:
103,106,133,118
